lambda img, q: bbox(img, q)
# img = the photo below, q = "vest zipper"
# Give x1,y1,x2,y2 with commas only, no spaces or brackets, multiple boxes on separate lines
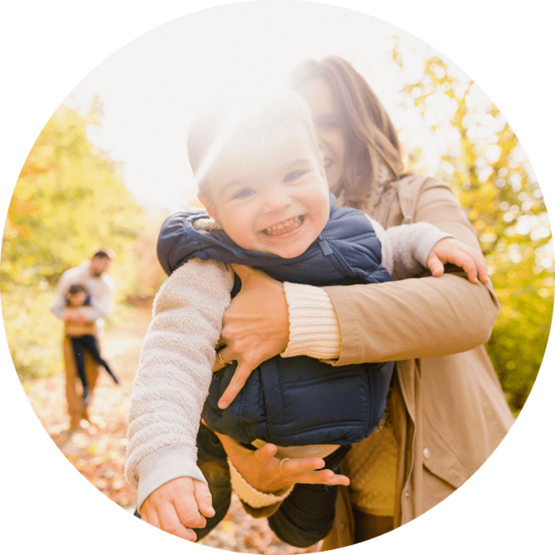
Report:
318,237,357,279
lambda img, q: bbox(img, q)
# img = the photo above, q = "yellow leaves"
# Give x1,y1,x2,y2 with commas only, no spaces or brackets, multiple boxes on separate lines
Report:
5,100,144,283
398,45,553,413
86,443,99,455
221,520,235,536
8,196,37,215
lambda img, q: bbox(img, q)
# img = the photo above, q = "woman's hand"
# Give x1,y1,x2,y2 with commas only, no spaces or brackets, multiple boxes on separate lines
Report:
215,432,350,493
427,238,490,284
214,264,290,409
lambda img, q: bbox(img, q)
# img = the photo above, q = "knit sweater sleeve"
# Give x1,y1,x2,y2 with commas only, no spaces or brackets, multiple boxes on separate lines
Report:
369,216,453,280
124,257,234,510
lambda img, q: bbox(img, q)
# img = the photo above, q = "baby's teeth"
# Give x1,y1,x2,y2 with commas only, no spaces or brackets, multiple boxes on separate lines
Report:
265,217,301,236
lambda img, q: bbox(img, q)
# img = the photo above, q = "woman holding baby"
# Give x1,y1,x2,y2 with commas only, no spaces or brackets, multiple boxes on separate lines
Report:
213,55,514,548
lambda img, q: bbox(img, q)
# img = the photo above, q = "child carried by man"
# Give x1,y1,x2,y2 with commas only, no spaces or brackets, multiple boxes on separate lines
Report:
64,284,119,404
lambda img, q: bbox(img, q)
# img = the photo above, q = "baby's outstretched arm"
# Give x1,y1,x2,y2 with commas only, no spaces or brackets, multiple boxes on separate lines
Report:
140,477,215,541
373,217,489,284
125,258,235,530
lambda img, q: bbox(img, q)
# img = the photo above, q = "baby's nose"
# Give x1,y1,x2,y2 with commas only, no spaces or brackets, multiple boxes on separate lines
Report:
262,189,291,212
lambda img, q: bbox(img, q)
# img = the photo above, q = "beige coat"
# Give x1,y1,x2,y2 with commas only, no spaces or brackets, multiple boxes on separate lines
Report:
321,175,515,548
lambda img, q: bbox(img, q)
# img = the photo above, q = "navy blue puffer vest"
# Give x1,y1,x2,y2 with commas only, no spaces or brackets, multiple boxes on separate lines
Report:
157,194,395,447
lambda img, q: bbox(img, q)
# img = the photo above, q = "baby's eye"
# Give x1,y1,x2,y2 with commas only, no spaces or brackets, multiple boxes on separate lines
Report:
231,188,255,200
284,170,306,183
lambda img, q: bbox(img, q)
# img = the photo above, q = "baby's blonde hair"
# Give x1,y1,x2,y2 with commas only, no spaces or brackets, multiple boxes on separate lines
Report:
188,85,319,195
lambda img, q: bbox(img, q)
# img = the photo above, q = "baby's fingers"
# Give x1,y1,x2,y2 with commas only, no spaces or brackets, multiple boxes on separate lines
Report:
428,238,492,284
173,500,206,532
453,248,490,284
194,481,215,519
470,250,490,284
426,253,445,278
140,478,208,541
141,505,199,542
454,252,479,284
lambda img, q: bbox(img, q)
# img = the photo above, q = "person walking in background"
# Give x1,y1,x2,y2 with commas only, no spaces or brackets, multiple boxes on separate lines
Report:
51,248,116,431
63,284,119,406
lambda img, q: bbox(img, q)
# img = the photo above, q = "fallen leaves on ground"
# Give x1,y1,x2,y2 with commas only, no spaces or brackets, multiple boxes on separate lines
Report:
21,298,318,554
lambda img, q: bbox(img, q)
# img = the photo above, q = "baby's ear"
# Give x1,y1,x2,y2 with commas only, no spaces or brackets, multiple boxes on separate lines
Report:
198,193,219,222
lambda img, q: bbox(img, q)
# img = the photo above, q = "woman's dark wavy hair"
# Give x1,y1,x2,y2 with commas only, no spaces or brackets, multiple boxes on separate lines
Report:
288,55,408,207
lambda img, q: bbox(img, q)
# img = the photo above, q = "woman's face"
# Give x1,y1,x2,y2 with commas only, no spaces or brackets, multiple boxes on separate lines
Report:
297,77,347,190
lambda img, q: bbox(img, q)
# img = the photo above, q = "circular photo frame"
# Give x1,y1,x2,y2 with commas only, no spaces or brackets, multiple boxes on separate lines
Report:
1,1,553,553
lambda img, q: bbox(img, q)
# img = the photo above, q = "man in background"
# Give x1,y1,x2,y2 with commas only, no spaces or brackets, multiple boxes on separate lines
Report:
51,248,116,431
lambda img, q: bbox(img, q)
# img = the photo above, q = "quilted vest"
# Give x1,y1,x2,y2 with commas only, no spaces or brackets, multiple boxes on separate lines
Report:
157,194,395,446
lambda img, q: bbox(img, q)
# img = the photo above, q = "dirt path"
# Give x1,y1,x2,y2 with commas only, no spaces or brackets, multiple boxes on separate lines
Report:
23,299,313,554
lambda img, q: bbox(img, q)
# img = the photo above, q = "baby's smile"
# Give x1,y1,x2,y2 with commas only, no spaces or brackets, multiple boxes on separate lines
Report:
261,215,305,237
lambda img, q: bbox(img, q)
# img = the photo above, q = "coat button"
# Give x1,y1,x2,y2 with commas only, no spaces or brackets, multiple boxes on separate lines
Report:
423,447,431,459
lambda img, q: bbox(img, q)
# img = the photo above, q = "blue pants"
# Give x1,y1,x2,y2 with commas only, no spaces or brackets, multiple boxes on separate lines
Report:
70,334,118,403
195,424,350,547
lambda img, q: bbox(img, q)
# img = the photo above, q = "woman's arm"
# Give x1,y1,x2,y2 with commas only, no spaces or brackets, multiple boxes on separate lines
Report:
215,179,494,397
215,178,497,501
324,177,499,364
326,273,497,364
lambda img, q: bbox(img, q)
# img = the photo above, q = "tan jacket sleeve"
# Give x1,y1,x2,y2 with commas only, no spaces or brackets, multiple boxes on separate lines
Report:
324,177,500,364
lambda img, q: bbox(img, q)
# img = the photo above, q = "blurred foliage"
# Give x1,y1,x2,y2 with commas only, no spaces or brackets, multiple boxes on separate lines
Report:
3,49,553,413
1,100,150,380
2,287,63,381
394,47,554,413
2,100,144,290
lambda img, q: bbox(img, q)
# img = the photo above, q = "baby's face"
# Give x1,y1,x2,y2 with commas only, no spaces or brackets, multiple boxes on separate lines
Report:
199,126,330,259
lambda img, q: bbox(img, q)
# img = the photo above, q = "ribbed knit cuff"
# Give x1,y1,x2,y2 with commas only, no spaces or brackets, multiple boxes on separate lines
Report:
282,282,341,360
228,458,294,509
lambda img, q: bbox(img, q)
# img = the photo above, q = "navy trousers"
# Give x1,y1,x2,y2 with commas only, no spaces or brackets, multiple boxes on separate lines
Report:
70,334,118,403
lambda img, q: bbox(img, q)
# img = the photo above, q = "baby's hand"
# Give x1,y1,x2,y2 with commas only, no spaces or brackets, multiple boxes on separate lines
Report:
140,477,215,541
427,238,490,284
